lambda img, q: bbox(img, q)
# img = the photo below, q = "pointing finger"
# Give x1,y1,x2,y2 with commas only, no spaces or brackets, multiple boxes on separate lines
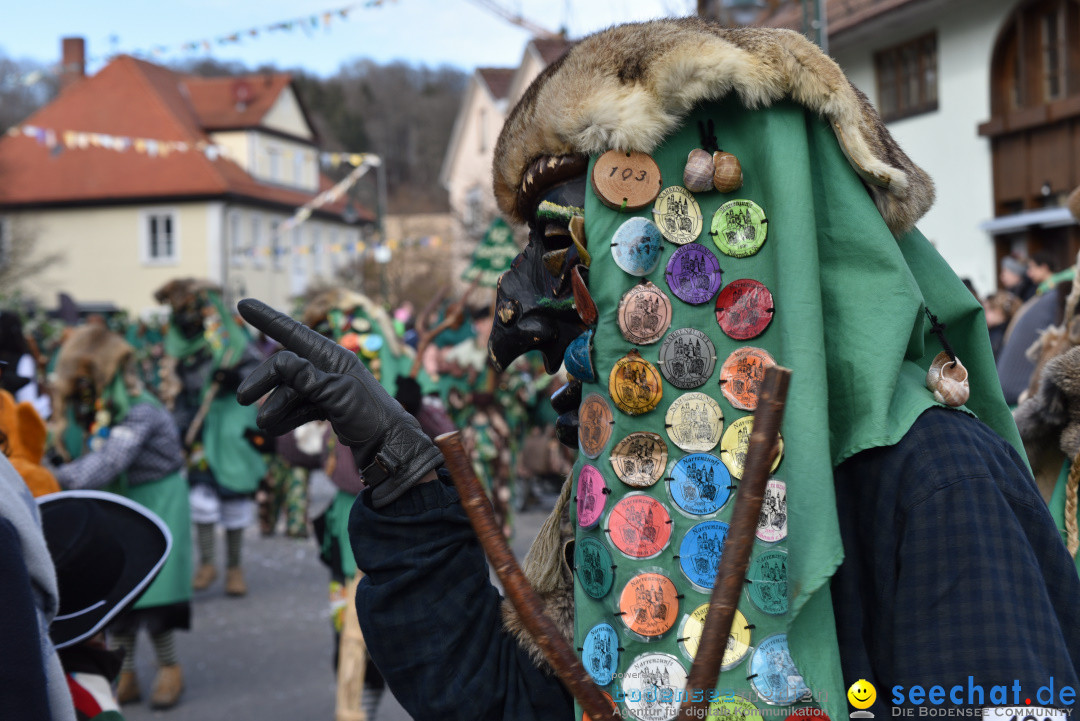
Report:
237,299,343,367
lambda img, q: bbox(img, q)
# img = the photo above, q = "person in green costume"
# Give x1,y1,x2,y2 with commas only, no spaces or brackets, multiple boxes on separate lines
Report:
154,279,265,598
50,323,192,710
233,18,1080,720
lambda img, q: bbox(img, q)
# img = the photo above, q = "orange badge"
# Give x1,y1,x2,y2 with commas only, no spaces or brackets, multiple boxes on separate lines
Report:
619,572,679,637
719,347,777,411
607,493,672,559
579,393,614,459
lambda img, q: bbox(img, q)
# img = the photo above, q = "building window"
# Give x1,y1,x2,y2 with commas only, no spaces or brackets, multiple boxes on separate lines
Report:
311,226,322,276
991,0,1080,112
293,150,304,186
268,148,281,182
875,33,938,121
251,216,263,268
141,210,178,265
229,211,243,267
1041,6,1066,100
270,220,283,270
292,227,304,273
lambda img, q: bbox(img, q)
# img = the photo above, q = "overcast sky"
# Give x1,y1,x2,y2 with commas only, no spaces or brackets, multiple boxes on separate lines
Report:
4,0,697,76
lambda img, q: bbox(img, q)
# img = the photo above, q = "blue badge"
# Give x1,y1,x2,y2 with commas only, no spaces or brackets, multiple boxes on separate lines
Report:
610,217,664,277
582,622,619,687
669,453,731,516
678,520,729,589
564,329,596,382
748,634,811,706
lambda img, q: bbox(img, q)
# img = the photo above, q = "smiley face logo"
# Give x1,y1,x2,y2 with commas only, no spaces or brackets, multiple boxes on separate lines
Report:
847,679,876,709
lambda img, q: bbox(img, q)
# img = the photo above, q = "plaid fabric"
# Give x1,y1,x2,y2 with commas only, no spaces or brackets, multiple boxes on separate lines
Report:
55,403,184,489
349,472,572,720
832,407,1080,712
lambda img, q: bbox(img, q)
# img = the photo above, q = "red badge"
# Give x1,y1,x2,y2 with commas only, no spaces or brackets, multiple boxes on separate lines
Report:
715,279,774,340
607,494,672,559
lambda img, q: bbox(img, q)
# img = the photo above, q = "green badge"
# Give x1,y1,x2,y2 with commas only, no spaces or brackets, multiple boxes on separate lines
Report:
711,199,767,258
575,536,614,599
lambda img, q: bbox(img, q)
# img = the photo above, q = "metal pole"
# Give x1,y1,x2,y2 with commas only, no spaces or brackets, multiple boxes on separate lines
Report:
803,0,828,53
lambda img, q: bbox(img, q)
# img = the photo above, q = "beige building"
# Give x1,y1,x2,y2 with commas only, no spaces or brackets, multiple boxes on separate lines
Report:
440,38,573,285
0,38,373,316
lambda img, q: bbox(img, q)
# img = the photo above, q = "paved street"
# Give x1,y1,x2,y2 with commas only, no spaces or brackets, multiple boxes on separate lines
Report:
123,483,556,721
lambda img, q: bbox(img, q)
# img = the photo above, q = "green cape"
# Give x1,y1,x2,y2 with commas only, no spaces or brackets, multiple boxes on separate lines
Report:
572,98,1021,720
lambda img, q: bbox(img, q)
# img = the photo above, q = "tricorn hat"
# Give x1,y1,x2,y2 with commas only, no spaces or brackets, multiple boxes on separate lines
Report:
37,490,171,649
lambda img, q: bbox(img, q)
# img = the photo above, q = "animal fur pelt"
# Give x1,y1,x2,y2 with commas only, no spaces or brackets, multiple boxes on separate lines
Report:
493,17,934,236
500,475,575,672
153,278,221,309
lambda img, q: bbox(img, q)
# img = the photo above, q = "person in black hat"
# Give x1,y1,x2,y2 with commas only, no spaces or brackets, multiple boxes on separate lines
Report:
0,454,76,721
38,490,171,721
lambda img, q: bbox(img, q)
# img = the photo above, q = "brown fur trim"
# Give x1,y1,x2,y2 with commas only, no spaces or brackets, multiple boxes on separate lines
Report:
500,474,575,671
153,278,221,309
494,18,934,236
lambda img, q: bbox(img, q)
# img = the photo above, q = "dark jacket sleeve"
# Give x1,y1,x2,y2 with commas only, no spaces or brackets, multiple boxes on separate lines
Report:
348,472,573,721
0,517,53,721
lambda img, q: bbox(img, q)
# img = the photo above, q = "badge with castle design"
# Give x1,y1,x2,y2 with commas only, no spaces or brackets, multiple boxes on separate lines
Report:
610,432,668,488
719,347,776,411
576,465,607,529
711,199,767,258
578,393,614,459
668,453,731,516
582,622,619,686
652,185,702,245
618,281,672,345
665,391,723,452
609,350,663,416
621,652,687,721
678,520,730,589
619,572,679,638
719,416,783,479
658,328,716,390
607,493,672,559
575,536,614,599
664,243,722,305
715,279,774,340
746,548,789,616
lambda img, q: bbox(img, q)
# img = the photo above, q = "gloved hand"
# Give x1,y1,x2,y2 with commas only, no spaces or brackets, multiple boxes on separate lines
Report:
212,367,244,390
235,299,444,508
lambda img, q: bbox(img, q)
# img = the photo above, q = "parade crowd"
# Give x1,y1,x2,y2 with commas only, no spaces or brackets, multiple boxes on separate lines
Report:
0,278,567,721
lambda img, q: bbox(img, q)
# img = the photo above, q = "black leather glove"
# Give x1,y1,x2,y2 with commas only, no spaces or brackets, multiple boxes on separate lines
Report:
212,367,244,390
235,299,444,508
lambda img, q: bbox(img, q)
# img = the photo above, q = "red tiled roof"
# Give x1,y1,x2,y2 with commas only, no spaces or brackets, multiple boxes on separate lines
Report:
0,55,369,221
759,0,929,36
531,37,575,65
183,73,295,130
477,67,515,101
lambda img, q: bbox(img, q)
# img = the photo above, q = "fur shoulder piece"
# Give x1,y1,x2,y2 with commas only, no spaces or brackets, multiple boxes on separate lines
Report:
494,17,934,236
153,278,221,308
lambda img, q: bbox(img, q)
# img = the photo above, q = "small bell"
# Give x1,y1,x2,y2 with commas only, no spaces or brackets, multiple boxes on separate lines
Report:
683,149,714,193
712,151,743,193
925,351,970,407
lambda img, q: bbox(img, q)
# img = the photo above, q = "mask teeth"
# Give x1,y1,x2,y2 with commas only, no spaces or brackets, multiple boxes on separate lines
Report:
569,217,591,267
543,248,569,276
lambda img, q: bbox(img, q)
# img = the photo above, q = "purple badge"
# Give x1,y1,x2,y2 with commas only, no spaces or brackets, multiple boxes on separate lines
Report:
576,465,607,529
665,243,722,305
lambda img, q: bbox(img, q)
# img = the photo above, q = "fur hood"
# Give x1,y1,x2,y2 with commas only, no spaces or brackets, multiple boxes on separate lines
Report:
53,323,136,401
493,18,934,236
153,278,221,310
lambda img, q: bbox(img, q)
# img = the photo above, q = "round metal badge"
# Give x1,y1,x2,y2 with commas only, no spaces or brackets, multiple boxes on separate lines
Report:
665,392,724,452
621,652,687,721
652,186,703,245
592,150,662,212
757,479,787,543
582,622,620,686
610,432,668,488
711,199,767,258
719,347,777,411
575,536,615,599
678,604,751,671
611,217,665,277
576,465,608,529
658,329,716,390
565,329,597,383
668,453,731,516
715,279,774,341
618,572,679,638
719,416,783,480
609,350,663,416
618,281,673,345
748,634,811,706
607,493,673,559
579,393,614,459
709,695,765,721
664,244,722,305
678,520,730,590
747,548,788,616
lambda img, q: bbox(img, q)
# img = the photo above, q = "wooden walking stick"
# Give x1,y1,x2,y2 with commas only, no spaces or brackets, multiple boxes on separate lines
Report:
435,432,621,721
677,365,792,720
336,573,369,721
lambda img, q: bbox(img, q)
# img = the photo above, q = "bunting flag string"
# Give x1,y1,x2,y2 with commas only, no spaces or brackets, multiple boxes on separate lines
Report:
1,0,396,90
278,154,379,236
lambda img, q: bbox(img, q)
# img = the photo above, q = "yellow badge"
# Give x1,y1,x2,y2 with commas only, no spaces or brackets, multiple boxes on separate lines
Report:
609,350,663,416
678,604,751,671
719,416,783,480
665,391,724,452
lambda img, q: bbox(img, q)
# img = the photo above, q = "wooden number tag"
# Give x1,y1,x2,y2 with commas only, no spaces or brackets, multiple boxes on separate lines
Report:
592,149,662,211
